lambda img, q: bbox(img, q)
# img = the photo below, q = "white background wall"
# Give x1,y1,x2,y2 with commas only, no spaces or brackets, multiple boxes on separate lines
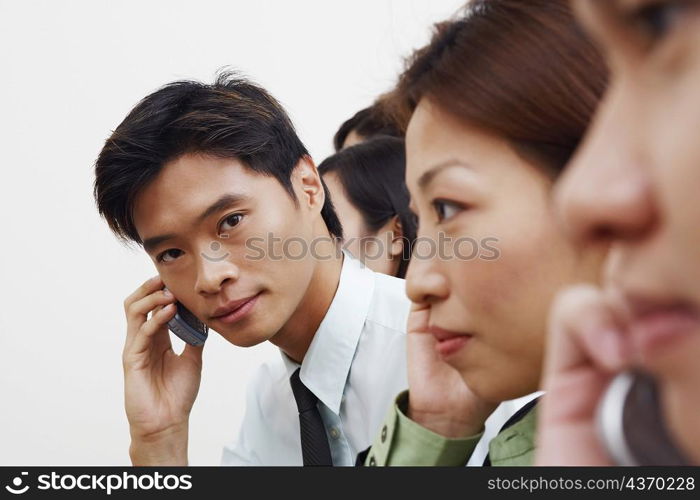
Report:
0,0,465,465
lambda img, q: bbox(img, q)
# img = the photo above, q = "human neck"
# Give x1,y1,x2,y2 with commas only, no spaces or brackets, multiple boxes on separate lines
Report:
271,238,344,364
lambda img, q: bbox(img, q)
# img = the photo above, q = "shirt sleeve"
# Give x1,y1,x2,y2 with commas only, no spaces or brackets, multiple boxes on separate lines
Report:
220,368,266,466
364,390,483,466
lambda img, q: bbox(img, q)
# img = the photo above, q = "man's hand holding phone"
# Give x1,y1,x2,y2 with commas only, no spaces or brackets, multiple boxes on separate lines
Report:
122,275,204,465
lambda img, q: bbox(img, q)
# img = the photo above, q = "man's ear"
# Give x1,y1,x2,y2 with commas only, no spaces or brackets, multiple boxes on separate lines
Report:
292,155,325,213
390,216,404,258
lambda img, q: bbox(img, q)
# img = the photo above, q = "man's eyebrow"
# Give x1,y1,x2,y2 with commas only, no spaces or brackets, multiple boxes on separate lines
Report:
143,233,177,253
142,193,249,253
417,159,472,190
194,193,249,224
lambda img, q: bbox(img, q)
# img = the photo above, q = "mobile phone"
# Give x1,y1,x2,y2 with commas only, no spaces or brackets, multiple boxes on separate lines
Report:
596,371,689,465
162,287,208,346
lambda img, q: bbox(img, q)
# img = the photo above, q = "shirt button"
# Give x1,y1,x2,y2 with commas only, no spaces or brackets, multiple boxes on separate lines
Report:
329,427,340,440
381,425,388,443
368,456,377,466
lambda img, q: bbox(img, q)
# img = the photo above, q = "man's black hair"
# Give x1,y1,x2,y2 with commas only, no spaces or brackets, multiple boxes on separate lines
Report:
94,71,343,245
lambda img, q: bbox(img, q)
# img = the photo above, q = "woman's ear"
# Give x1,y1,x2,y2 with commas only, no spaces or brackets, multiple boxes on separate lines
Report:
390,216,404,258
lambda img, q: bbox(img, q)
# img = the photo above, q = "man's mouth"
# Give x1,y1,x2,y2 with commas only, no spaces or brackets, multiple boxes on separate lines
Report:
210,293,261,323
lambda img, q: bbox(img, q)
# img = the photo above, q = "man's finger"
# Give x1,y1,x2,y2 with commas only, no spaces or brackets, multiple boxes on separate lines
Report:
181,343,204,365
126,303,177,358
123,275,163,313
125,290,175,333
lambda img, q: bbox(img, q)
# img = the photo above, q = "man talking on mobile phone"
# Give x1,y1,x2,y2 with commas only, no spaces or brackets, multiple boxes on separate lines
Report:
93,72,410,466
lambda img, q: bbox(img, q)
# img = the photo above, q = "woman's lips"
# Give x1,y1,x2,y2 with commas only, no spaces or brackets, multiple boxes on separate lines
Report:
627,305,700,362
428,325,473,358
623,294,700,363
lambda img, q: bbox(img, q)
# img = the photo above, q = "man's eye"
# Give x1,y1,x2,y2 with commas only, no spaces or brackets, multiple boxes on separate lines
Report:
219,213,244,233
432,199,464,223
633,1,693,40
157,249,183,263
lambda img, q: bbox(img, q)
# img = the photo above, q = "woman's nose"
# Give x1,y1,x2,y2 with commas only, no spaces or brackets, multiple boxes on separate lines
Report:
555,83,658,247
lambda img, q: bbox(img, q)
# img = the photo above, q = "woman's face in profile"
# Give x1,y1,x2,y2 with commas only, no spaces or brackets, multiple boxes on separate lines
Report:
322,171,401,277
555,0,700,462
403,98,603,403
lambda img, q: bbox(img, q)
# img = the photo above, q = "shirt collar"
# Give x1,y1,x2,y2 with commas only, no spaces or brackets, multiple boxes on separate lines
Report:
488,403,539,465
280,250,375,414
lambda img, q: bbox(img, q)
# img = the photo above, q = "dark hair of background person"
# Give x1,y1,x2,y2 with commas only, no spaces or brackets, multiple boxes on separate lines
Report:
94,71,343,245
318,136,416,279
383,0,609,176
332,101,403,152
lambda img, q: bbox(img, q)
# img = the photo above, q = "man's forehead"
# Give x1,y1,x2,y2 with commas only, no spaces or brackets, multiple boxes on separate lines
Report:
133,156,257,236
158,153,252,189
137,154,258,205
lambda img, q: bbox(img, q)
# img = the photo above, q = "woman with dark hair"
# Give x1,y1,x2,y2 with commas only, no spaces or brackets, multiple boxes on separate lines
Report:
363,0,609,466
536,0,700,466
333,100,403,151
319,136,416,278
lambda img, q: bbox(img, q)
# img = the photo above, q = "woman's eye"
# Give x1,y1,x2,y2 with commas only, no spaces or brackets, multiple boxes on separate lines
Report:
433,199,464,223
157,249,183,263
633,1,692,40
219,213,244,233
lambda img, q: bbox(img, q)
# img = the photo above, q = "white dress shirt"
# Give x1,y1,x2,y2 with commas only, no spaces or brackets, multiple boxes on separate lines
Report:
221,251,411,465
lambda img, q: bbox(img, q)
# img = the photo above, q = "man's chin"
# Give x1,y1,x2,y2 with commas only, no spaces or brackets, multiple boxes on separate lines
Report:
212,326,272,348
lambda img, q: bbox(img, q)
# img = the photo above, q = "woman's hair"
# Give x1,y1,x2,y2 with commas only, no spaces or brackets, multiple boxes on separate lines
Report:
384,0,608,175
318,136,416,278
333,101,403,152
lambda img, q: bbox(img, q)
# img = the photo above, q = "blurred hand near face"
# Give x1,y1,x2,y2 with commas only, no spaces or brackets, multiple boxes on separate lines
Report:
536,284,633,465
406,302,497,438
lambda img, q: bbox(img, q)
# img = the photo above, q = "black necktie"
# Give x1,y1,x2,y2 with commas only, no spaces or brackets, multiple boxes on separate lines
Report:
290,368,334,466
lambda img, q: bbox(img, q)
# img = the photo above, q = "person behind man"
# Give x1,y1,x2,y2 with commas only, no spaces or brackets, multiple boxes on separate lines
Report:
333,100,403,151
319,136,417,278
93,72,410,465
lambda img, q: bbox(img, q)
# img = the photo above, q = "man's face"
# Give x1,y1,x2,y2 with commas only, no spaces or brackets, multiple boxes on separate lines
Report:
132,153,322,347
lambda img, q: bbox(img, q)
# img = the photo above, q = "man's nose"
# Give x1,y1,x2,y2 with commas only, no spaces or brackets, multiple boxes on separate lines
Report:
194,244,240,295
